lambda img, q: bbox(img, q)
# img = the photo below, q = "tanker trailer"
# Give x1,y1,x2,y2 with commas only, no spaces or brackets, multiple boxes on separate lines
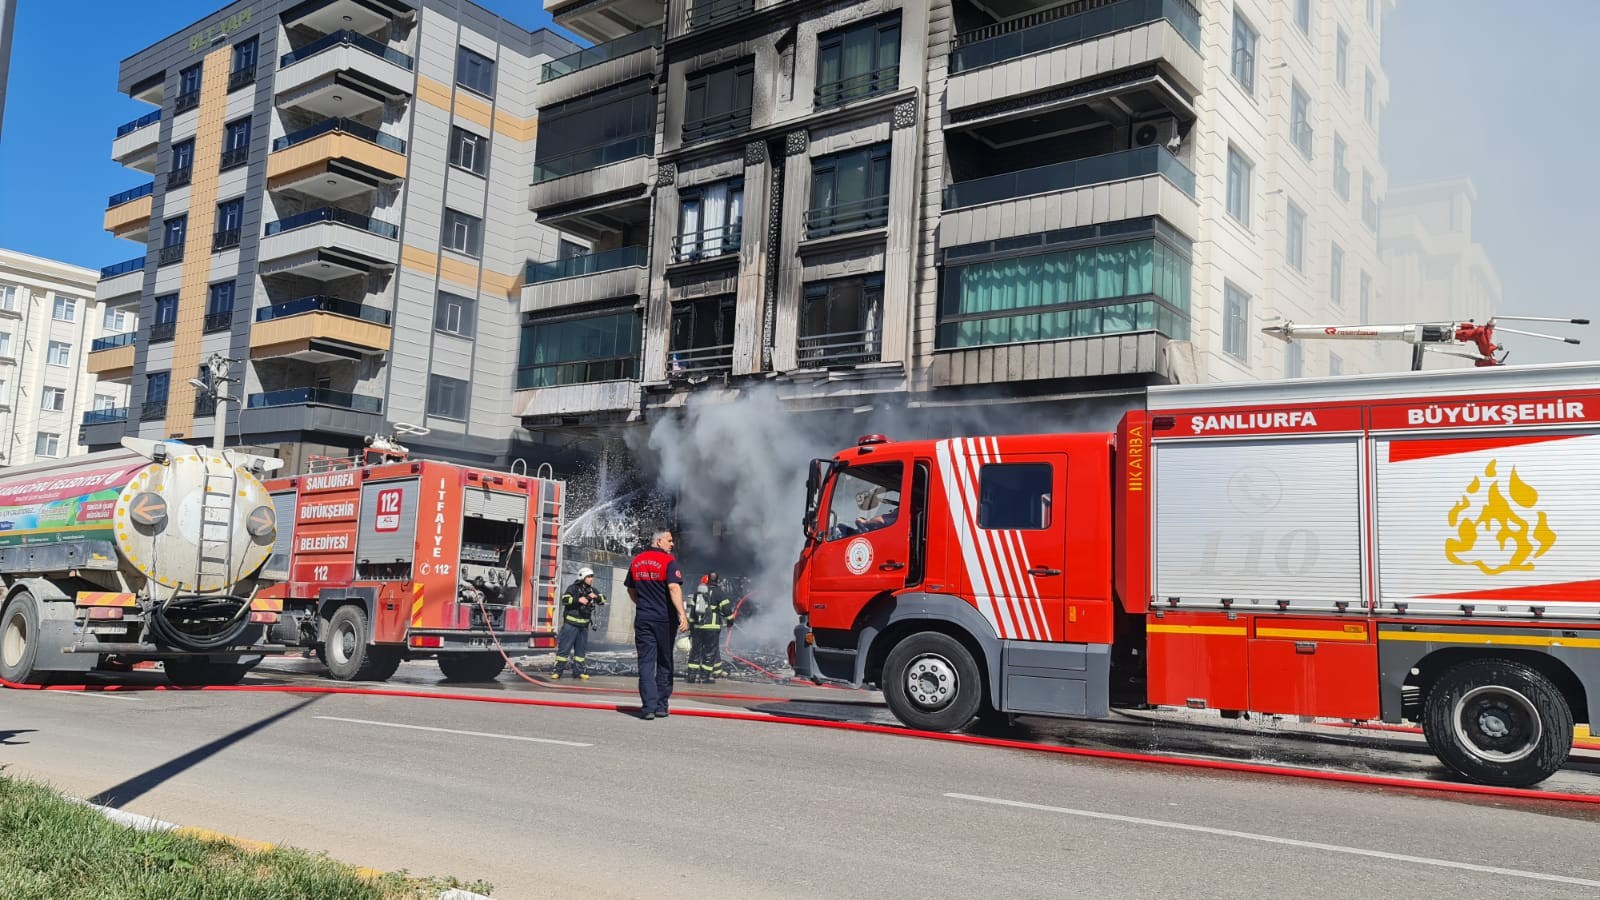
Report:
0,437,311,686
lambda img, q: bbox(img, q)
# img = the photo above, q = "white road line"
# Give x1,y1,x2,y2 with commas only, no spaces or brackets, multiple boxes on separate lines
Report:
945,793,1600,889
314,716,592,747
49,690,141,701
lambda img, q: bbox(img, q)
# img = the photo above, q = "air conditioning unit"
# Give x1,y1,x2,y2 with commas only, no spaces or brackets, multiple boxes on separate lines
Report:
1133,117,1182,150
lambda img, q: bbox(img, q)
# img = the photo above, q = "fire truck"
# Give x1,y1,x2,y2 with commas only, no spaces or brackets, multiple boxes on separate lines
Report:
261,439,565,682
791,363,1600,786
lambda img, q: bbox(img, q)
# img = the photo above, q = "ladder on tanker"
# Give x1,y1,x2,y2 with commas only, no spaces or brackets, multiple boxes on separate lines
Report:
194,457,238,591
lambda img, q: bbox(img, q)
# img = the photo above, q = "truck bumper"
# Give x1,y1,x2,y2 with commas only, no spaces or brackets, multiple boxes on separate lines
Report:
405,631,528,653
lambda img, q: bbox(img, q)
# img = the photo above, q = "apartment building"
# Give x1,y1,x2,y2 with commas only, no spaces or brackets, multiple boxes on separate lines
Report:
1380,180,1501,367
517,0,1397,432
88,0,577,472
0,249,132,466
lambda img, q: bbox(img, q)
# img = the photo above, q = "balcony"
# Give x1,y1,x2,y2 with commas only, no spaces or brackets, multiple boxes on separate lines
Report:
157,244,185,267
257,207,399,280
104,182,154,243
528,136,653,213
204,310,234,333
804,195,889,240
96,256,146,304
82,406,130,426
221,146,251,171
542,28,659,83
815,63,900,110
538,29,660,107
797,329,882,369
686,0,754,32
282,0,413,36
141,401,169,421
87,333,136,382
174,90,201,115
671,223,741,264
150,322,176,343
532,135,651,184
682,107,752,145
522,246,648,313
91,331,138,352
228,67,257,92
543,0,663,43
250,296,393,362
267,118,407,200
667,343,733,378
245,388,385,436
167,167,193,190
276,30,414,118
213,229,242,252
112,111,161,173
945,146,1194,209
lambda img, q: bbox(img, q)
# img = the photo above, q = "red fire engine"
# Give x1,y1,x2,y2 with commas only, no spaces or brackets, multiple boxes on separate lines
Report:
791,363,1600,786
261,439,564,682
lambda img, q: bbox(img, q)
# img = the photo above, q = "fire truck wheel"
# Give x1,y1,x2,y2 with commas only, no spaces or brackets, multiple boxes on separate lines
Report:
323,605,401,682
163,658,253,686
437,654,507,683
1423,658,1574,788
0,592,56,685
882,632,985,732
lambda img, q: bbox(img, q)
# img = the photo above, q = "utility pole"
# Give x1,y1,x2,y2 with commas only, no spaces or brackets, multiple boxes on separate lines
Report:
188,354,239,451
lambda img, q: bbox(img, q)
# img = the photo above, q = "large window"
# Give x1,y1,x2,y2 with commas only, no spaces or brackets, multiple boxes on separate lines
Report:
176,63,202,111
682,59,753,143
427,374,470,420
1333,134,1350,200
1226,146,1252,226
1290,82,1313,159
1295,0,1311,35
152,294,178,343
52,296,75,322
1330,243,1344,305
435,291,477,337
35,434,61,458
456,47,496,97
223,117,251,169
807,144,890,238
815,14,901,109
978,464,1052,531
231,36,258,75
0,331,9,356
443,209,483,257
169,138,195,188
801,274,883,367
517,308,641,388
40,386,65,412
105,307,133,332
669,295,736,376
144,371,170,418
215,198,244,250
1287,201,1306,272
449,126,489,176
206,282,235,332
1223,282,1250,363
676,179,743,261
1231,9,1257,94
1335,27,1349,90
46,341,71,367
533,79,655,182
826,462,901,540
0,284,15,311
162,215,188,259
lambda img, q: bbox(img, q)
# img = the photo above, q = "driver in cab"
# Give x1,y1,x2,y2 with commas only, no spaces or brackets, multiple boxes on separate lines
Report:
830,486,899,539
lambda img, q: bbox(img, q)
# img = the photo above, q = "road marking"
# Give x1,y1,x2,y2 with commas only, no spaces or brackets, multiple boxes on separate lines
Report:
50,690,141,702
314,716,592,747
944,793,1600,889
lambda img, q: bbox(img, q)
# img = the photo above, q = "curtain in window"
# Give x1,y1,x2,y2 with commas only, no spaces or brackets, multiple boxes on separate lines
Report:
840,28,873,100
702,182,728,253
678,198,701,258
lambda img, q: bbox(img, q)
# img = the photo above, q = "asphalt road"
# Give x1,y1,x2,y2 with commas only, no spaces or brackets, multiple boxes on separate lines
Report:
4,673,1600,899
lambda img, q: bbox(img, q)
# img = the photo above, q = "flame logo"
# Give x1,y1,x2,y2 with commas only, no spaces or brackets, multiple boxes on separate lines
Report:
1445,460,1556,575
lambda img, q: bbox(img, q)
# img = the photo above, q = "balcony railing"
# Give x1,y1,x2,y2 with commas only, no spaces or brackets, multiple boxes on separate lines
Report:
280,30,414,70
82,407,130,426
213,229,242,251
688,0,755,30
157,245,185,266
229,68,257,92
204,310,234,333
255,296,393,325
815,64,900,110
517,356,638,389
682,107,752,144
668,343,734,377
91,332,138,352
264,207,399,239
194,394,219,417
141,401,169,420
797,329,882,368
247,388,383,414
108,182,155,207
804,195,890,239
272,117,406,154
167,167,193,189
950,0,1202,74
115,110,161,137
540,28,660,82
531,135,652,183
672,223,742,263
221,146,250,170
174,90,201,114
101,256,146,279
943,145,1196,210
525,245,647,284
150,322,176,343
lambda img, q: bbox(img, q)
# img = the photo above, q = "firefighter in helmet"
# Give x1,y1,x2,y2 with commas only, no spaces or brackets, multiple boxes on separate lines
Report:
685,573,735,683
553,567,606,680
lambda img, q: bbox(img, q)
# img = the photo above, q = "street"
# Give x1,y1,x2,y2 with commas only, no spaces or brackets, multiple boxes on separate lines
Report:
3,666,1599,899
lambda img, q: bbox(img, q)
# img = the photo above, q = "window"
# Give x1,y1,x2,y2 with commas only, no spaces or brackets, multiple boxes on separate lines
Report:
214,198,244,250
1226,146,1252,226
1360,270,1372,323
152,294,178,342
40,387,66,412
169,138,195,188
456,47,496,97
0,332,10,356
1362,170,1378,231
1290,82,1313,159
0,284,15,311
675,179,744,261
434,291,477,337
232,36,257,73
815,14,901,109
1333,134,1350,200
1295,0,1311,35
442,209,483,257
558,239,587,260
517,308,641,388
977,463,1052,530
46,340,71,366
1286,201,1306,272
206,282,235,332
1367,0,1376,27
1364,69,1376,124
1223,282,1250,363
176,63,202,111
1329,353,1343,376
222,118,251,169
669,295,736,376
105,307,133,332
94,394,117,412
1330,243,1344,305
808,144,890,238
801,274,884,367
1285,341,1304,378
35,433,61,458
144,372,170,419
52,296,76,322
1335,28,1349,90
449,126,489,176
532,79,655,182
826,462,902,540
426,374,470,420
1231,9,1258,93
682,59,754,143
163,215,187,249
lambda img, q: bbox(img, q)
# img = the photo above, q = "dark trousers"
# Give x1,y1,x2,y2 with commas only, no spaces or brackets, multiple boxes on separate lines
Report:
688,628,721,679
634,617,675,713
555,621,589,675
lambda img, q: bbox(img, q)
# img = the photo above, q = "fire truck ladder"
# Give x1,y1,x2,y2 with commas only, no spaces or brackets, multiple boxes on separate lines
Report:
195,457,239,591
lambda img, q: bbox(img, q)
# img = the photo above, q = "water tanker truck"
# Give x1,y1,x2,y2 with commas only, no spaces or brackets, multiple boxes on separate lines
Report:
0,438,310,686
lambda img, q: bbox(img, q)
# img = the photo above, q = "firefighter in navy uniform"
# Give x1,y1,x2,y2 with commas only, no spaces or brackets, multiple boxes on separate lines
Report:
552,567,605,680
686,575,735,683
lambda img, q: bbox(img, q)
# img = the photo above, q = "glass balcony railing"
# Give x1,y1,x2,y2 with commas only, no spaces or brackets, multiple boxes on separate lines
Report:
100,256,146,279
115,110,161,138
272,118,406,154
525,246,647,284
532,135,652,183
280,30,414,70
264,207,399,239
247,388,383,414
255,296,392,325
804,195,890,239
950,0,1202,74
107,183,155,207
516,356,638,390
797,329,883,368
91,332,138,352
82,407,130,426
943,146,1196,210
540,28,660,82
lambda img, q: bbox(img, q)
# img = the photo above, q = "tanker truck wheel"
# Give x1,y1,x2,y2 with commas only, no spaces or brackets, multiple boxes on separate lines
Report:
881,631,984,732
323,605,401,682
0,592,57,686
163,658,254,687
1423,658,1573,787
437,654,506,683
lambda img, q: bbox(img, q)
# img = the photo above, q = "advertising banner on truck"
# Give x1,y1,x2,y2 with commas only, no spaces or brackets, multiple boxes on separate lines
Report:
0,463,141,547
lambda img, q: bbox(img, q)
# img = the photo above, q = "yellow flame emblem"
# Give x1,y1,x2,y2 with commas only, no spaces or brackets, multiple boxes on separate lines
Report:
1445,460,1556,575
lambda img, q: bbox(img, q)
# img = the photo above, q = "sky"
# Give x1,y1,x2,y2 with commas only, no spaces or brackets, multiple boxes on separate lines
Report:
0,0,1594,363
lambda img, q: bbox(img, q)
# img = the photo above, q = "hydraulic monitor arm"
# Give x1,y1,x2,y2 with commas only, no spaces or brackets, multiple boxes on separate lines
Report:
1261,315,1589,370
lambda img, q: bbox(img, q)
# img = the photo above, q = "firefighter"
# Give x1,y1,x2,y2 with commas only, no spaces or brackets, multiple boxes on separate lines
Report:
625,530,689,720
686,575,735,683
552,567,605,680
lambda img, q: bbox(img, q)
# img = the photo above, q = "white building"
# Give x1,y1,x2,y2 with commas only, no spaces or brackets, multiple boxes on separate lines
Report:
1380,179,1501,345
0,249,135,466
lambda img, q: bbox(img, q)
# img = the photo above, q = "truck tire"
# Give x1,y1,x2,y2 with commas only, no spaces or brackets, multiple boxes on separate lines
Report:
882,631,984,732
1423,658,1573,787
163,658,255,687
437,654,506,683
0,592,55,685
323,605,401,682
